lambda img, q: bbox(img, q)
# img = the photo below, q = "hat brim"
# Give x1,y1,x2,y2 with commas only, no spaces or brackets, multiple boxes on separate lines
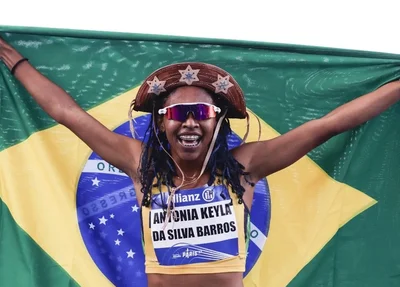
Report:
132,62,247,119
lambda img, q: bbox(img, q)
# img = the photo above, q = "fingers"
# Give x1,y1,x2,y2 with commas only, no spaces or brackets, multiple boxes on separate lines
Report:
0,35,13,48
0,37,8,52
0,38,15,58
0,37,10,49
0,38,23,70
0,38,4,56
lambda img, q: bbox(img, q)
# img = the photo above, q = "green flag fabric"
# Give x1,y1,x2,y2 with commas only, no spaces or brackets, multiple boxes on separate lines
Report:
0,26,400,287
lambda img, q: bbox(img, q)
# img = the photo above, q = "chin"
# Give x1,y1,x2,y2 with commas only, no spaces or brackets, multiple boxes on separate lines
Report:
178,151,203,162
175,145,208,164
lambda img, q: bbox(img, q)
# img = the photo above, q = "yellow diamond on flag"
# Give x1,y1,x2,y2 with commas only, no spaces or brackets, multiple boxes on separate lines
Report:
0,86,376,287
232,114,377,287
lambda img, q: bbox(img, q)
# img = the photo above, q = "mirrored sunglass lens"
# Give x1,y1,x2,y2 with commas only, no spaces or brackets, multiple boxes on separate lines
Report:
194,105,212,120
167,104,216,121
167,107,187,121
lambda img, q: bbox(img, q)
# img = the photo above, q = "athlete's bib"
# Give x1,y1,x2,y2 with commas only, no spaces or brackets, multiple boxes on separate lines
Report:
149,185,239,266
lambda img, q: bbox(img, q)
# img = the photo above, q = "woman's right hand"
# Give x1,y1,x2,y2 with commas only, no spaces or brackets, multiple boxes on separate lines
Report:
0,37,25,71
0,35,143,179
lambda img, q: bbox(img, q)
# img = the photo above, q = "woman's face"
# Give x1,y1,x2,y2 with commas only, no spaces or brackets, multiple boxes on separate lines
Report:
160,86,218,164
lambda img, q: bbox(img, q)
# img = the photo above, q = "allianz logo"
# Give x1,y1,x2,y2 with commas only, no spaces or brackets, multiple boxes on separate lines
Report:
173,193,201,203
169,188,215,203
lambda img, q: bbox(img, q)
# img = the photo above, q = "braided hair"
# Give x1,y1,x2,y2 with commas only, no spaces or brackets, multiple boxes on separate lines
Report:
133,90,253,208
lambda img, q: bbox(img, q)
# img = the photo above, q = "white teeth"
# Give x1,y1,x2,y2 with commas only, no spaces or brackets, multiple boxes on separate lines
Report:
178,135,200,147
179,135,200,140
181,140,199,147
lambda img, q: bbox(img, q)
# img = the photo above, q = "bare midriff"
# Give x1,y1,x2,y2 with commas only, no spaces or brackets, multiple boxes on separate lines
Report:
147,272,244,287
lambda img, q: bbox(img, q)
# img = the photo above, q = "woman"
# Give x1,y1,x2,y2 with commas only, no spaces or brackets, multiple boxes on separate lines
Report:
1,37,399,287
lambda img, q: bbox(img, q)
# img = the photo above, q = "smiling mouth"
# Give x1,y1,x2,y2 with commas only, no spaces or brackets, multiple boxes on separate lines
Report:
178,135,201,148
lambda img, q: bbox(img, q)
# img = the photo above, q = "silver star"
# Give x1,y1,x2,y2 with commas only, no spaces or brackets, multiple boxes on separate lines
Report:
212,74,234,94
146,76,166,95
178,65,200,85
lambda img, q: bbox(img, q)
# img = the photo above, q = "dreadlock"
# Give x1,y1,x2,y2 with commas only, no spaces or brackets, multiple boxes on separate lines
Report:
134,91,253,208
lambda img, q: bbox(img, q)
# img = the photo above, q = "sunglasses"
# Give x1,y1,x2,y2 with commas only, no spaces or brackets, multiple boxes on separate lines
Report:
158,102,222,122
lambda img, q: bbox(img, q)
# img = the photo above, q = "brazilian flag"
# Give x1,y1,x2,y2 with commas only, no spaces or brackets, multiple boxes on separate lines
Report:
1,26,400,287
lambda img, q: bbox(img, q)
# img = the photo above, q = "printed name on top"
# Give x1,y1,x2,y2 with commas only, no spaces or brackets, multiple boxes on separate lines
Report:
150,199,238,248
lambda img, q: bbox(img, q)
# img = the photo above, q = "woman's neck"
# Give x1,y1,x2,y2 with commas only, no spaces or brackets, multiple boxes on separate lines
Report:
173,171,211,189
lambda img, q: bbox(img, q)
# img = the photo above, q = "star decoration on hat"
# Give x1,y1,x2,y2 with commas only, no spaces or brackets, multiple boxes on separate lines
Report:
146,76,166,95
212,74,234,94
178,65,200,85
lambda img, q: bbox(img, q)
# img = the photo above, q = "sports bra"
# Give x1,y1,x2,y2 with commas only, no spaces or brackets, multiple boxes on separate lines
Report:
141,180,249,274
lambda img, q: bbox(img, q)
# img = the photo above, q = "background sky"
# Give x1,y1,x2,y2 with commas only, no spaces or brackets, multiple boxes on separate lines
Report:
1,0,399,54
